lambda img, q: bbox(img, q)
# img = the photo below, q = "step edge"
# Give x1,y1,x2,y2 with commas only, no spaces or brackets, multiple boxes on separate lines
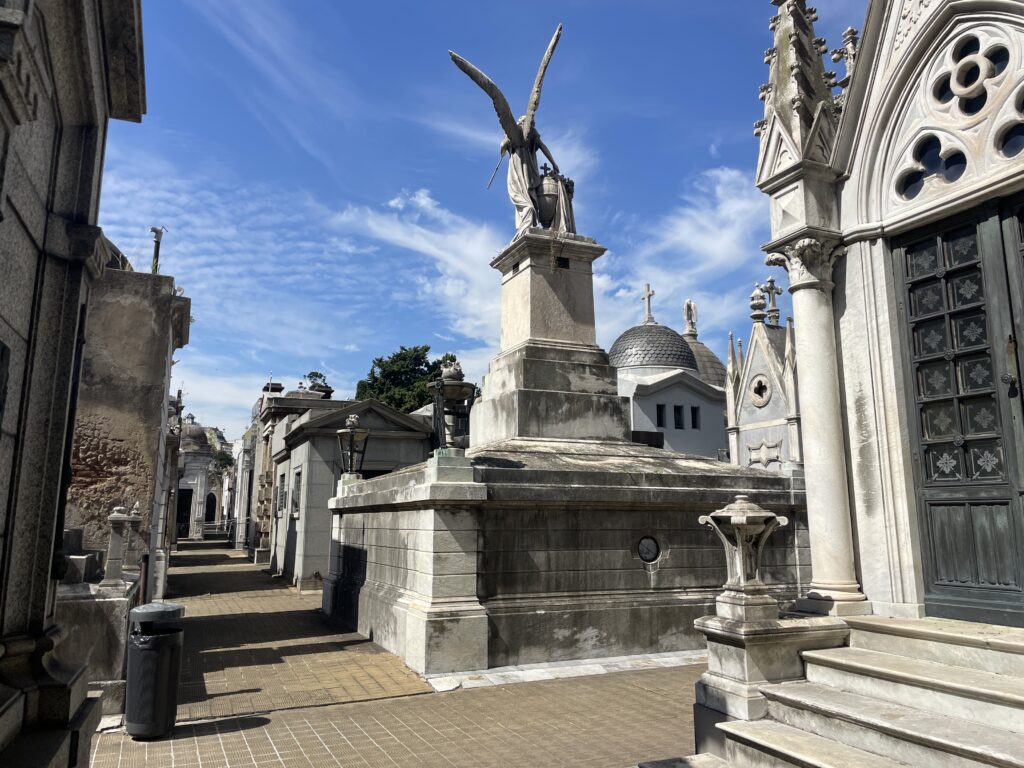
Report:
761,683,1024,768
845,618,1024,656
802,648,1024,707
719,719,909,768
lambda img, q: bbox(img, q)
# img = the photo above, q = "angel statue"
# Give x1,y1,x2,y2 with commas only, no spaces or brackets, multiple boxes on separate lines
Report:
449,24,576,237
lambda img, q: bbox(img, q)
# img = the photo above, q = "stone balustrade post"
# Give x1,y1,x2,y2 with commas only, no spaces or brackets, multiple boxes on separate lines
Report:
766,238,868,614
100,507,132,587
123,502,144,574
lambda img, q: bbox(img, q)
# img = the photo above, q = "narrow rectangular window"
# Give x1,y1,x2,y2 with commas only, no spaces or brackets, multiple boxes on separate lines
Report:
291,470,302,516
278,473,286,512
673,405,684,430
656,404,666,428
691,406,701,430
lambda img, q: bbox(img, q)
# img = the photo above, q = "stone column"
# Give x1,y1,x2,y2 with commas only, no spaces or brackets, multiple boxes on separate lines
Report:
767,238,868,614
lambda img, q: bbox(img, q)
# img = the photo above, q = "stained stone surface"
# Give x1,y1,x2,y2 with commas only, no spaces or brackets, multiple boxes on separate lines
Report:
326,438,808,676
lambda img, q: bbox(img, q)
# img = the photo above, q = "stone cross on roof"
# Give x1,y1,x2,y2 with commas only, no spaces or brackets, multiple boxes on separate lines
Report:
760,276,783,325
642,283,656,324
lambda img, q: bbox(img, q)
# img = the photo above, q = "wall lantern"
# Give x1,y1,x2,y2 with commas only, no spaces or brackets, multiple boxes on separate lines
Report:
336,414,370,475
428,362,478,451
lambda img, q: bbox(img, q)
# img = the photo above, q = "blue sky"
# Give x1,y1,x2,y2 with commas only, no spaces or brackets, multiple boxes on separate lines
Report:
100,0,867,437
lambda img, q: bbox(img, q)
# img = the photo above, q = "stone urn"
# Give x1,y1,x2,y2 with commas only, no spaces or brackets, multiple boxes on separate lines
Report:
699,494,788,621
537,174,561,228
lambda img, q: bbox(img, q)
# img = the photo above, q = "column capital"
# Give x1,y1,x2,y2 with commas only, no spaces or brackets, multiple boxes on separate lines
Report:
766,237,846,293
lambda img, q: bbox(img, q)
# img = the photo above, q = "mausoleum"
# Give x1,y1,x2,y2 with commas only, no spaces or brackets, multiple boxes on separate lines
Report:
611,288,729,457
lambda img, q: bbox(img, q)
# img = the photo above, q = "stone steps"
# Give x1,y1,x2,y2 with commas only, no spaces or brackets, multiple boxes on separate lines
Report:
846,616,1024,678
674,616,1024,768
802,646,1024,733
762,681,1024,768
718,720,911,767
639,755,728,768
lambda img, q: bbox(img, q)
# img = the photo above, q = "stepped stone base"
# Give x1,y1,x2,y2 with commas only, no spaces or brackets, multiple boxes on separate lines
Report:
674,616,1024,767
470,342,631,446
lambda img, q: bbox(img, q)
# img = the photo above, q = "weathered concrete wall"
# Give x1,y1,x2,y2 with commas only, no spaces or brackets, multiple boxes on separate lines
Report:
332,502,808,672
326,440,809,674
56,581,141,714
66,269,186,555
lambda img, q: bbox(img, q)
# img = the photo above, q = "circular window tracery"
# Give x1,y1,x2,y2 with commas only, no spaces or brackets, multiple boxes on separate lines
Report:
898,135,968,200
749,374,772,408
931,36,1011,118
998,92,1024,158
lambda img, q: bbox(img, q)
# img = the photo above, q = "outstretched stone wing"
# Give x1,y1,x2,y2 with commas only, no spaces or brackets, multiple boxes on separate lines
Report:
449,50,522,148
524,23,562,139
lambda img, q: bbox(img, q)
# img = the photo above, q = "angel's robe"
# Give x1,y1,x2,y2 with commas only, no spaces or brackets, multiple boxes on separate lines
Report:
508,140,541,234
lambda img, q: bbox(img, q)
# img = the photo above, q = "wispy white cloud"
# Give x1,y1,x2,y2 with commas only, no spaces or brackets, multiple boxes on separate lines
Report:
415,115,500,153
184,0,358,169
593,167,774,355
99,146,390,436
331,188,504,349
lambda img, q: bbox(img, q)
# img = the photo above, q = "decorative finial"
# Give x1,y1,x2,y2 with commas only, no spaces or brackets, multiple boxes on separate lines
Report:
345,414,360,429
641,283,656,324
831,27,860,89
750,285,768,323
684,299,698,337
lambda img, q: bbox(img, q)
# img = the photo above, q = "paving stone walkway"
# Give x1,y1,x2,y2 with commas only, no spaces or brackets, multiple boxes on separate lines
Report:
90,543,704,767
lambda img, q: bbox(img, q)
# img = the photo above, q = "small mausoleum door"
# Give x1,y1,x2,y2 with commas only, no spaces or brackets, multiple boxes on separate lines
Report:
895,200,1024,627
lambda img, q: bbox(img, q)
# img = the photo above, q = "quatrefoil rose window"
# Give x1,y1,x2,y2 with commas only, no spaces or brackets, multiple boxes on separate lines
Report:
932,36,1010,116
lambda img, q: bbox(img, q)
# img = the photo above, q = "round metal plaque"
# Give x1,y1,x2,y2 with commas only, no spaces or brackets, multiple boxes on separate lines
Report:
638,536,661,564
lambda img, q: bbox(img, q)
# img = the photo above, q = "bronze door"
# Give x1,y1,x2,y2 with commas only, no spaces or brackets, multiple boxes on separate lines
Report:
895,200,1024,626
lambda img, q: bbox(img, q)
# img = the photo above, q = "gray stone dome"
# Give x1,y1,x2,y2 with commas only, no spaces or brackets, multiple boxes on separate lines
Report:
682,333,728,388
609,323,698,370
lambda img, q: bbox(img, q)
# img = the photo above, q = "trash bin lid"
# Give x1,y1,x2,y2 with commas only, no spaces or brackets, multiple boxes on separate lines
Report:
130,601,185,623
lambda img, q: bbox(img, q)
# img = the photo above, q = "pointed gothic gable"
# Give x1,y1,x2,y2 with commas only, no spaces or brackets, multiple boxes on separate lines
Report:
755,112,802,187
736,324,788,421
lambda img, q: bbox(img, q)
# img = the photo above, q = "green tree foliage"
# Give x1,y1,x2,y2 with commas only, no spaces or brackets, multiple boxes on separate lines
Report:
355,345,457,412
305,370,331,393
210,449,235,478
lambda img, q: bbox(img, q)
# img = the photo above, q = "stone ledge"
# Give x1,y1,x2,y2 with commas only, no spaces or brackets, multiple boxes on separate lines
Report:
845,615,1024,655
761,681,1024,768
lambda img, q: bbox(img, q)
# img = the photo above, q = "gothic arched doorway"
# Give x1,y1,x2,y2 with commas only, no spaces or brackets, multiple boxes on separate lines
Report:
204,492,217,523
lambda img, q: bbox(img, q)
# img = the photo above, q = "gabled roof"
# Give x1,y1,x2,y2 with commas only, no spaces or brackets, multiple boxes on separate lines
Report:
285,399,432,446
630,368,726,402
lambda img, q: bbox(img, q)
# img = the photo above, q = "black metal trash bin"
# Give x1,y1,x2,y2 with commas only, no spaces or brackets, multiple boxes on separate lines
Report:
125,601,185,739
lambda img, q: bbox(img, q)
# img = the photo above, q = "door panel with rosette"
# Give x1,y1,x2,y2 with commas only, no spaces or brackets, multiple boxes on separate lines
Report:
895,202,1024,626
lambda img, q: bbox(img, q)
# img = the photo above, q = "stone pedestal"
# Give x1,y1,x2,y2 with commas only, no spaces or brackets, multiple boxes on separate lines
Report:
470,229,630,447
692,495,849,758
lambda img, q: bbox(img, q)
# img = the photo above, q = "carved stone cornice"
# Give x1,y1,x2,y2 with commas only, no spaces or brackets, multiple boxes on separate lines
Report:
766,237,846,292
61,220,106,280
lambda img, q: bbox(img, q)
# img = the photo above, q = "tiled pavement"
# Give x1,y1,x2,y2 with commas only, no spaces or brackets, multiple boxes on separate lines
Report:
161,544,432,721
90,543,704,767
